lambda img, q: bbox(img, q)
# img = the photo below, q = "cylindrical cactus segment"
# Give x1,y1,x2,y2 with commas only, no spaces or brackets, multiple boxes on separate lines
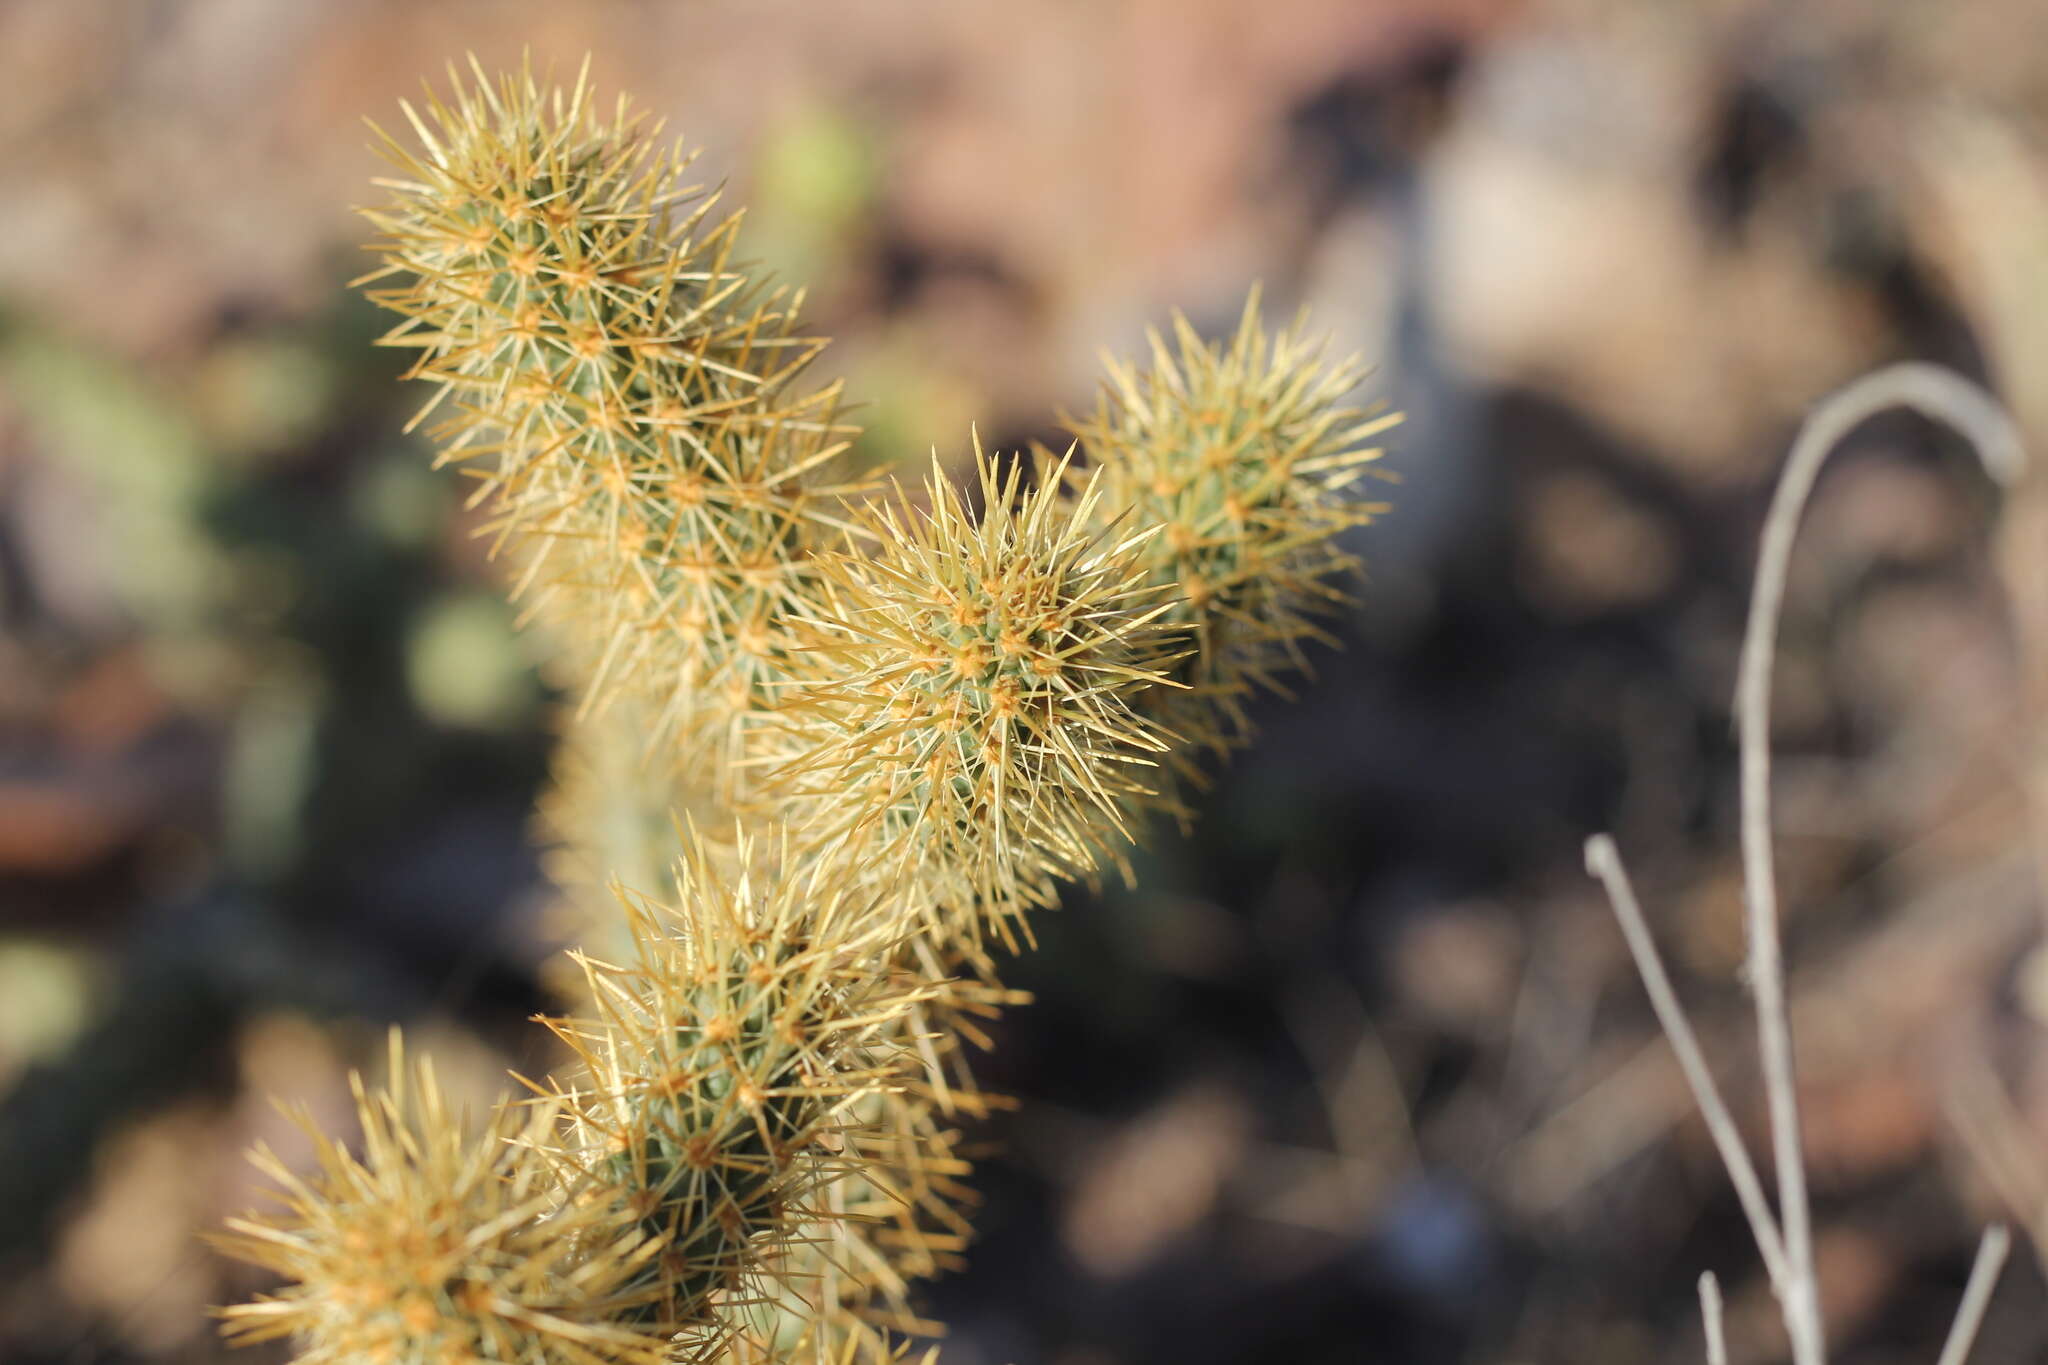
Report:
1059,289,1401,754
769,444,1190,951
213,1033,675,1365
357,56,862,758
539,839,937,1326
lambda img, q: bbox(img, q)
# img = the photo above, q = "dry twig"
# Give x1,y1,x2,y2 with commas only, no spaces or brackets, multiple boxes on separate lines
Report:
1935,1226,2011,1365
1588,363,2026,1364
1700,1271,1728,1365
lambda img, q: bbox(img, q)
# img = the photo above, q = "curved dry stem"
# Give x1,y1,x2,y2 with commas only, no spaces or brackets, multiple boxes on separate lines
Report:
1737,363,2026,1363
1590,362,2025,1365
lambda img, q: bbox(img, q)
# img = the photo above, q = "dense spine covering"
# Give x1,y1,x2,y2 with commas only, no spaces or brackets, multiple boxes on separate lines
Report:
537,844,937,1329
214,1037,677,1365
1059,294,1400,761
357,56,859,770
217,57,1396,1365
771,446,1185,951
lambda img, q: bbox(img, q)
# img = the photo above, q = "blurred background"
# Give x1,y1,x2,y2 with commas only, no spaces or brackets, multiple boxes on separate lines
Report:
3,2,2047,1362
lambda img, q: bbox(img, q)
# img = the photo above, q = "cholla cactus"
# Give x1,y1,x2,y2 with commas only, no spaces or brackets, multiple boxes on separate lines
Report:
217,56,1396,1365
536,840,940,1326
357,55,860,769
1059,295,1400,760
770,446,1185,952
214,1035,676,1365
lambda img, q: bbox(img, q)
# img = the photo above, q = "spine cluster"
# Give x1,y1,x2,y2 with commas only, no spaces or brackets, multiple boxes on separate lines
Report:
218,56,1396,1365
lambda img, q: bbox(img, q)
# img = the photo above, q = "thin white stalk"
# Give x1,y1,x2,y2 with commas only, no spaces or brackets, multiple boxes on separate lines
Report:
1735,363,2025,1364
1933,1225,2009,1365
1584,835,1788,1286
1700,1271,1728,1365
1590,365,2024,1365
